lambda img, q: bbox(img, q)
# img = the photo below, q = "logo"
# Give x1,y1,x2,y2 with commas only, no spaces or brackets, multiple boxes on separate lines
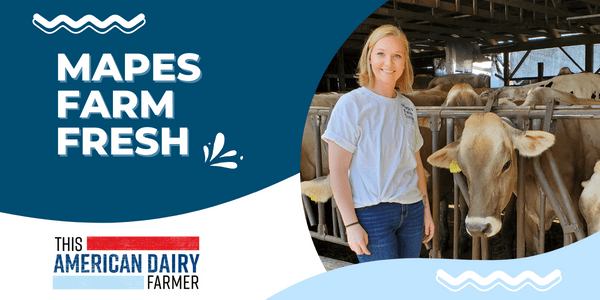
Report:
53,236,200,290
436,269,562,292
32,14,146,34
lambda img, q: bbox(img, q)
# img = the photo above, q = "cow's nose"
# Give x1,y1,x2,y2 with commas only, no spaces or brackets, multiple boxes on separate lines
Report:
466,223,490,237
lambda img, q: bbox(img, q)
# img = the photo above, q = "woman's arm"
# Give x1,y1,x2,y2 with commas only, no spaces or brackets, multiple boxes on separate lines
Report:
415,151,435,243
325,139,371,256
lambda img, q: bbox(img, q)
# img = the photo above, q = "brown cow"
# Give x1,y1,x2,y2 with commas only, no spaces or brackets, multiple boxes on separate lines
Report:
300,92,345,181
427,74,490,90
428,87,600,255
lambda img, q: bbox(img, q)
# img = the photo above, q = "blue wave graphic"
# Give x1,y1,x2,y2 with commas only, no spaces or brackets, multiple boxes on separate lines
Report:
32,14,145,34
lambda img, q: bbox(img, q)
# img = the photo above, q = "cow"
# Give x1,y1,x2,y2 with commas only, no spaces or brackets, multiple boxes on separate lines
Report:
490,72,600,101
440,83,520,257
427,73,490,90
300,92,345,182
413,74,435,90
402,82,453,104
581,161,600,235
428,86,600,256
557,67,573,76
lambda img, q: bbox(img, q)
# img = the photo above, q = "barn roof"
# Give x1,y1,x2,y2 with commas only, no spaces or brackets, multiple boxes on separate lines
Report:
340,0,600,58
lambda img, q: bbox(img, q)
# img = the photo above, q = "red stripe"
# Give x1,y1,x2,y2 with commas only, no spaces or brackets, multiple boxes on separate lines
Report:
87,237,199,250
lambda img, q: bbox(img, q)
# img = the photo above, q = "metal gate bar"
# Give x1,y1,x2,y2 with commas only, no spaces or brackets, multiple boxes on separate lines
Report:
429,115,442,258
532,119,546,254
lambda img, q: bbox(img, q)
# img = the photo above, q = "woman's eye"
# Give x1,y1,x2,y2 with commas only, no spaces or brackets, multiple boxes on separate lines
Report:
502,160,511,172
377,52,384,56
395,54,401,58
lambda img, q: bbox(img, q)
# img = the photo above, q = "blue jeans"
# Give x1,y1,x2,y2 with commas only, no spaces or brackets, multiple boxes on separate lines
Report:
355,201,424,263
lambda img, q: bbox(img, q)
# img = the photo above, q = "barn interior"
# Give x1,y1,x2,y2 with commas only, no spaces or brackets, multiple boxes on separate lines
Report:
316,0,600,92
308,0,600,265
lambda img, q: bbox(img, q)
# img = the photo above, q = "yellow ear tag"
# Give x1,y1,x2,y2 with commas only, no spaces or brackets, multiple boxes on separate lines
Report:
449,160,462,173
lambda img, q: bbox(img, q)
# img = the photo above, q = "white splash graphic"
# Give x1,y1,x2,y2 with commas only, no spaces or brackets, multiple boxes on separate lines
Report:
436,269,561,292
32,13,145,34
204,133,242,169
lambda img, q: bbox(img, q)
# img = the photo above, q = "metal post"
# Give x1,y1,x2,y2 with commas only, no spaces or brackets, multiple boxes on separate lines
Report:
447,118,460,259
503,52,510,86
539,189,546,253
532,157,571,235
516,117,528,257
543,150,585,241
472,236,481,260
586,43,594,73
332,198,339,238
482,236,489,260
302,195,317,226
538,62,544,82
311,115,327,236
429,115,442,258
336,209,347,242
532,119,545,254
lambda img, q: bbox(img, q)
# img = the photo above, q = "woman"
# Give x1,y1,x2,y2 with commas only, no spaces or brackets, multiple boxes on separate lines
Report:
321,25,434,262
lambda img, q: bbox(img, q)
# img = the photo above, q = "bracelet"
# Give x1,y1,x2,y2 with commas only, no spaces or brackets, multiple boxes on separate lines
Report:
345,221,360,228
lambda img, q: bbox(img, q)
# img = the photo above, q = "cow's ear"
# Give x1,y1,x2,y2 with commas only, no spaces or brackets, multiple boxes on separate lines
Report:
512,130,555,157
427,140,460,169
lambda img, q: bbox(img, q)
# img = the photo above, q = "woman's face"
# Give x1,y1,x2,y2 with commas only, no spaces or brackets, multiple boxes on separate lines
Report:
369,35,405,88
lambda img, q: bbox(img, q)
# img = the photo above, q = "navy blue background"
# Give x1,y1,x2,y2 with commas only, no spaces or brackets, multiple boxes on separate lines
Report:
0,1,386,221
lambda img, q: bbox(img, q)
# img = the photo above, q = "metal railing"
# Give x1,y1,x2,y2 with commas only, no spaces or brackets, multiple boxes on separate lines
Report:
304,103,600,259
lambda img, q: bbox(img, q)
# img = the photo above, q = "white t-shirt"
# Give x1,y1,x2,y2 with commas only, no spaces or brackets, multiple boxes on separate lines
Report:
322,87,424,208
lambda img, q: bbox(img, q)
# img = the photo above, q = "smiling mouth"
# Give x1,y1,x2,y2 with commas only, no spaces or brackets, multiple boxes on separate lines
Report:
381,69,395,74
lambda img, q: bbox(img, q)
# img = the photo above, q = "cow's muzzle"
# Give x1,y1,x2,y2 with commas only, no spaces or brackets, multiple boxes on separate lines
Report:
465,216,501,237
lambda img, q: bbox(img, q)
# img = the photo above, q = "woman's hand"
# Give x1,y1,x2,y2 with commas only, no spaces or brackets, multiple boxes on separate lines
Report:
422,208,435,243
346,224,371,255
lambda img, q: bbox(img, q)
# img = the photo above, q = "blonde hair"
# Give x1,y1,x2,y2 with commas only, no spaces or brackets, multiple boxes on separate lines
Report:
356,25,414,93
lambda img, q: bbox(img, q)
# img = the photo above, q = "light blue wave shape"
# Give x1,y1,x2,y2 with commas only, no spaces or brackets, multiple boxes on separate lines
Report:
32,13,145,34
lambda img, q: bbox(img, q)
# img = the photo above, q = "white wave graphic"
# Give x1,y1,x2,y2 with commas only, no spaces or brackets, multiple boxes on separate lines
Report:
32,13,145,34
436,269,561,292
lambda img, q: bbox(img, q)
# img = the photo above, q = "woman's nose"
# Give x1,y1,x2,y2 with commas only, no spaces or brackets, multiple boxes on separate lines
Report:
384,56,393,65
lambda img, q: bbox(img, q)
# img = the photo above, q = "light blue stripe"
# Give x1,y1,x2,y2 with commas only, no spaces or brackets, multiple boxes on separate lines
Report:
53,276,144,289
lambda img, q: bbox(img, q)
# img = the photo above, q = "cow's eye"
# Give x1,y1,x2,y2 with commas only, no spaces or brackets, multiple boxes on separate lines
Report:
502,160,511,172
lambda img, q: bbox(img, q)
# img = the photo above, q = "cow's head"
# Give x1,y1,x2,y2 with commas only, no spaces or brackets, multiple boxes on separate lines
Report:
427,113,555,237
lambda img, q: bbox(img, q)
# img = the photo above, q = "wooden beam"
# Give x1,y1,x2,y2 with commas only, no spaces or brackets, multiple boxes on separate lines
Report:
390,0,598,30
481,0,571,18
480,33,600,53
397,22,510,43
391,0,521,23
375,7,552,38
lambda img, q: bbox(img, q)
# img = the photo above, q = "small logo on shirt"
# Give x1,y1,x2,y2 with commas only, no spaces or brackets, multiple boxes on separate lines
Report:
400,103,414,119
